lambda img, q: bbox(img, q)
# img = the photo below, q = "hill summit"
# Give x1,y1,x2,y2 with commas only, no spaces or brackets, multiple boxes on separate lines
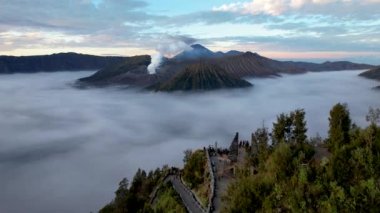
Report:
156,62,253,91
359,66,380,81
359,66,380,89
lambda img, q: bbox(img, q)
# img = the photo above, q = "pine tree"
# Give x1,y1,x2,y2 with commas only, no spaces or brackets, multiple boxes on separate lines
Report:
273,113,292,145
291,109,308,144
328,103,351,153
251,127,270,167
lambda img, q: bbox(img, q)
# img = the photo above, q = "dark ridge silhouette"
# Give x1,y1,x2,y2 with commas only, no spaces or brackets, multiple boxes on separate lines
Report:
360,66,380,89
78,55,155,86
0,53,126,74
311,61,375,71
359,66,380,80
215,52,375,77
214,52,290,77
155,62,252,91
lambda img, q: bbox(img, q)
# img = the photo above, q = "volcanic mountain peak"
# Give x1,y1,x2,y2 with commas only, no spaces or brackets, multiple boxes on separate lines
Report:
156,62,253,91
190,44,211,51
242,51,261,57
172,44,245,62
225,50,244,56
173,44,216,61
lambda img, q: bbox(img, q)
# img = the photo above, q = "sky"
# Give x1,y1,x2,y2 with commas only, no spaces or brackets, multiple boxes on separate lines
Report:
0,0,380,64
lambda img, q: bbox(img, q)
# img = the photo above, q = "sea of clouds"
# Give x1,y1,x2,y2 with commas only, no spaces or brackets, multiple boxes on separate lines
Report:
0,70,378,212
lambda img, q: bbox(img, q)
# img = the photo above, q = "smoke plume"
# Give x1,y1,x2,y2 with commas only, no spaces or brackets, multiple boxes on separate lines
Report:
147,36,196,74
147,53,163,74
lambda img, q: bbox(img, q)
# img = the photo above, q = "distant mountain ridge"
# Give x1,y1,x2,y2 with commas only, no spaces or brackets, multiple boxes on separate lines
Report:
78,44,375,90
0,44,375,92
162,45,374,78
0,53,126,73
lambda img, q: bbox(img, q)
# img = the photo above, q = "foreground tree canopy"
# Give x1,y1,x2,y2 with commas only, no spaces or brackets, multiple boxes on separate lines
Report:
223,104,380,212
99,166,185,213
101,103,380,213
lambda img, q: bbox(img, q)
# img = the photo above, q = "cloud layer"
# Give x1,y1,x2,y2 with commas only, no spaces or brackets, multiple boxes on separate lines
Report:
213,0,380,16
0,70,379,212
0,0,380,63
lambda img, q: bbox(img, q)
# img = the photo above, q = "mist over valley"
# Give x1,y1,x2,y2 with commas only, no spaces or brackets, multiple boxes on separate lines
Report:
0,70,379,212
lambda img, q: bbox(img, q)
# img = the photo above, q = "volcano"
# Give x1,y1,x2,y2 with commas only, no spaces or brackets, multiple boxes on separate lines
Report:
156,62,252,91
77,44,375,90
173,44,220,61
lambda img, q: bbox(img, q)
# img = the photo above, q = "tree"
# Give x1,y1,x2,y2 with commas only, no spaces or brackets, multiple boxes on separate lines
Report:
366,107,380,125
222,105,380,212
251,127,270,168
291,109,308,144
182,150,206,188
183,149,192,163
272,113,292,145
113,178,130,213
273,109,307,145
328,103,351,153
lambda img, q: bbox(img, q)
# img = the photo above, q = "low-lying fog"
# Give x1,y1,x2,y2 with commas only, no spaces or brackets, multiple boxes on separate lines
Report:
0,70,379,212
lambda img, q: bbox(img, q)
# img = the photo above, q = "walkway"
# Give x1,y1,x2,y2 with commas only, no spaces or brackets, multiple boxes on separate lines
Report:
211,147,248,212
210,155,232,213
170,175,206,213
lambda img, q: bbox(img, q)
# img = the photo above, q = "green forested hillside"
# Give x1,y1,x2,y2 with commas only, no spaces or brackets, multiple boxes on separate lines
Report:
100,104,380,213
223,104,380,212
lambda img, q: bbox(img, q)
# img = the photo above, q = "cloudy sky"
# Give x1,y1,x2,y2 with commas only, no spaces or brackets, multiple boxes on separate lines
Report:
1,0,380,63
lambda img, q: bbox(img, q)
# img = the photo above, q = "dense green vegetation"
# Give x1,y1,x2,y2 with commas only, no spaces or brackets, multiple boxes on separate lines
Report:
182,149,207,189
101,103,379,212
182,149,210,207
223,104,380,212
153,182,186,213
100,149,210,213
99,167,167,213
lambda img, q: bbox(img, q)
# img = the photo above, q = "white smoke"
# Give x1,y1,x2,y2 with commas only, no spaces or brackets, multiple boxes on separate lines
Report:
147,37,195,74
147,53,163,74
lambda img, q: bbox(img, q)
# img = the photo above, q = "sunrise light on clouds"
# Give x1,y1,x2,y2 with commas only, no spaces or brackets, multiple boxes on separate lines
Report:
0,0,380,63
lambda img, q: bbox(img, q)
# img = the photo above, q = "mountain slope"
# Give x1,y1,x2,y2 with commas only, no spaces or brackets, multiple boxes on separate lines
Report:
0,53,126,73
76,44,375,88
156,62,252,91
359,67,380,81
215,52,301,77
78,55,157,86
359,67,380,89
215,52,374,77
